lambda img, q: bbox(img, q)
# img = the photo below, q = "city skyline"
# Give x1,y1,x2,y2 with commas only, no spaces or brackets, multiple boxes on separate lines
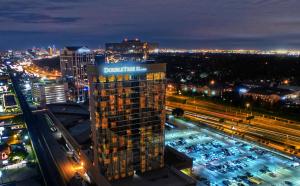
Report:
2,38,300,186
1,0,300,50
1,1,300,186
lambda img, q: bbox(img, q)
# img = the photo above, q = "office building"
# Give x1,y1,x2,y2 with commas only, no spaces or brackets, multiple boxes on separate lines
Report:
60,46,94,103
105,39,158,62
88,61,166,181
32,81,68,106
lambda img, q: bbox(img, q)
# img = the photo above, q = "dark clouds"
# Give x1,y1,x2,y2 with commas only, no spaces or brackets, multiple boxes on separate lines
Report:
0,0,300,49
0,12,80,23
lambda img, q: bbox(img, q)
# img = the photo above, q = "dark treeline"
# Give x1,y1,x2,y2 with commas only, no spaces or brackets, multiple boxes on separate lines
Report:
153,53,300,85
33,57,60,71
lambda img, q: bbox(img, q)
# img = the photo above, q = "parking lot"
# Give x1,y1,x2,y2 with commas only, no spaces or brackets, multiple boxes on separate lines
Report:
165,118,300,186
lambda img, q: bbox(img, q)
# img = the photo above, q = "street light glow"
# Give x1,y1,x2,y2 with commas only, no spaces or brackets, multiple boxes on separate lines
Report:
245,103,250,108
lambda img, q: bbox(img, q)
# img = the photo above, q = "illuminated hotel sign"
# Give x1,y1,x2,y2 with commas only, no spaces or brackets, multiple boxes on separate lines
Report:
103,66,147,74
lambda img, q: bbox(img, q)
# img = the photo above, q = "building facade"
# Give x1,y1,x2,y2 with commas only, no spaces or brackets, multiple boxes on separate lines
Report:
60,46,94,103
88,62,166,181
32,81,68,106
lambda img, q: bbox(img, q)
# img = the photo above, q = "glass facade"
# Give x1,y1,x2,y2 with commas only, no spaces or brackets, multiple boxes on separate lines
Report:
60,47,94,102
89,63,166,181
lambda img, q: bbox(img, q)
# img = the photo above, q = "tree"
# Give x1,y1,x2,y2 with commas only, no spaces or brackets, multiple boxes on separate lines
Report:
9,149,28,163
172,108,184,117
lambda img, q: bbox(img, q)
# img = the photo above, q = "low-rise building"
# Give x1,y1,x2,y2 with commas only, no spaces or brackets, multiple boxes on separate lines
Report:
32,80,68,106
244,87,295,104
277,85,300,105
2,94,19,111
0,143,11,162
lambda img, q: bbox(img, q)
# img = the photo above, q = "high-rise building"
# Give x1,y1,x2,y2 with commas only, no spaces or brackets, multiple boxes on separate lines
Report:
105,38,158,63
60,46,94,103
88,61,166,181
52,45,57,55
48,46,53,56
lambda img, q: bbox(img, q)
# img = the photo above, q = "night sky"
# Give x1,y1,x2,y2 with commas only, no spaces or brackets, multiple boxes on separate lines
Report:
0,0,300,50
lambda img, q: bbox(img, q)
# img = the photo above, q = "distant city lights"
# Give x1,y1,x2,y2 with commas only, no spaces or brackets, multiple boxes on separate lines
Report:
239,88,248,94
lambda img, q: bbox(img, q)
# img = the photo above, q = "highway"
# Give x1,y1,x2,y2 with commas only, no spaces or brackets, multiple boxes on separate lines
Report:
11,67,111,186
167,95,300,156
9,69,66,186
37,112,77,183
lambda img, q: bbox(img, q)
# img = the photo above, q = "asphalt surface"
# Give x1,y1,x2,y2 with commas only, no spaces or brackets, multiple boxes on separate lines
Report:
37,112,76,183
166,118,300,186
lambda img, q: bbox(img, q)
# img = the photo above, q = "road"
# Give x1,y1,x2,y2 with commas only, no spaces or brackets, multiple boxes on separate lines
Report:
14,68,111,186
9,69,66,186
0,114,20,120
23,64,61,80
37,112,77,183
167,95,300,156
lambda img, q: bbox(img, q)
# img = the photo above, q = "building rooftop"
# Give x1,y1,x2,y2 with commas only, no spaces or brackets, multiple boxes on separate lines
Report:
47,103,91,146
55,115,86,128
111,167,195,186
247,87,294,96
3,94,17,107
65,46,83,51
63,46,92,54
68,120,91,144
47,103,89,116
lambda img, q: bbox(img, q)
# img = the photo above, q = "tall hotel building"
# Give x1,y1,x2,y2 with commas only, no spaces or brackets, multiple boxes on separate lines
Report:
88,61,166,181
60,46,94,103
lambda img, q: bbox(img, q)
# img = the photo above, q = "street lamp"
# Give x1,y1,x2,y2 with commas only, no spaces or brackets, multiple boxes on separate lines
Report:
245,103,250,109
245,103,252,116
